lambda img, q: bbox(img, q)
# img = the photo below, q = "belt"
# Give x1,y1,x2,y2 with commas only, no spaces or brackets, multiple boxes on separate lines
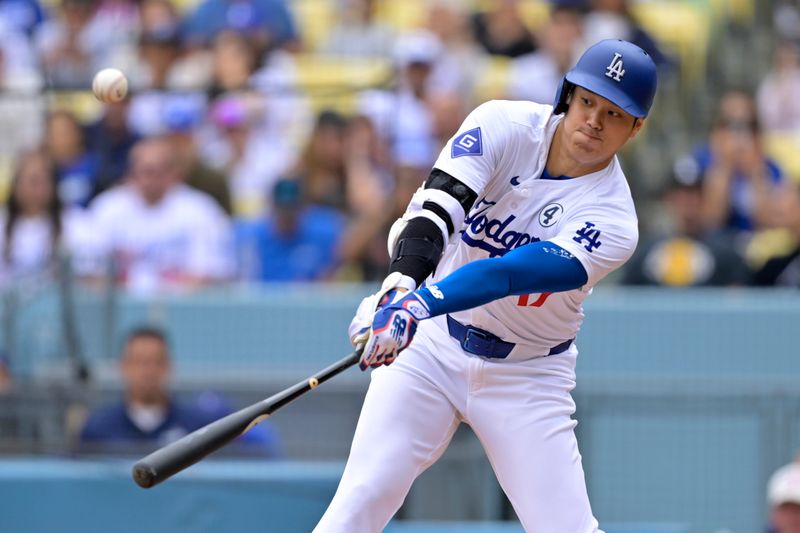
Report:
446,315,573,359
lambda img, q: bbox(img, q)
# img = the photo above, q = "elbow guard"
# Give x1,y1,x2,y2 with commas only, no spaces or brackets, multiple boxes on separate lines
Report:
387,168,477,256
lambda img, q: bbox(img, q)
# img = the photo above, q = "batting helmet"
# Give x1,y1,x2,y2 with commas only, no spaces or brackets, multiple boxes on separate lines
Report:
553,39,657,118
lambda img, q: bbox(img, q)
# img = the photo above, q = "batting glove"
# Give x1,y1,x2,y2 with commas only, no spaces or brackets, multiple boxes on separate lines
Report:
348,272,417,349
359,291,431,370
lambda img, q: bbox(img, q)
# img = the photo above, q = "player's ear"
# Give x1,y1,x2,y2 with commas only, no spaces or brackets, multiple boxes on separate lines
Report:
629,118,645,140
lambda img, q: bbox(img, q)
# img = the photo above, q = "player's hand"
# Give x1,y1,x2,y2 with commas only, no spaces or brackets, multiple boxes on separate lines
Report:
348,272,417,349
359,291,431,370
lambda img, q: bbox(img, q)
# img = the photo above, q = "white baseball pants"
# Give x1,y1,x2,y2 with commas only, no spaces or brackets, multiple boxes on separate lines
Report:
314,316,602,533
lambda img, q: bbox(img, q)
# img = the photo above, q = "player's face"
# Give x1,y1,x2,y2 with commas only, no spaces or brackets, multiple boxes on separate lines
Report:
561,86,644,168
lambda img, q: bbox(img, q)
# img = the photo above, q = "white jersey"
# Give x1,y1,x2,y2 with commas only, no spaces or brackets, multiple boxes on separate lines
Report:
429,100,638,359
86,183,234,293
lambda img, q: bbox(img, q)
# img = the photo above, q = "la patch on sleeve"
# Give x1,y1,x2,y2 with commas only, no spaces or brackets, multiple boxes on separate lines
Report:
451,127,483,158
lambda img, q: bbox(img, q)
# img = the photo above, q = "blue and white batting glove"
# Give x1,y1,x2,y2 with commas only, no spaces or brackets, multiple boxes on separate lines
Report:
359,291,431,370
348,272,417,349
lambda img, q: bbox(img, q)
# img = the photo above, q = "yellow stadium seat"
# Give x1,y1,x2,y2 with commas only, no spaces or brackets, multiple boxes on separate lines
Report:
764,132,800,184
746,228,798,270
708,0,755,24
291,0,336,52
292,54,392,90
169,0,202,14
631,2,711,85
473,55,511,103
49,91,104,124
290,54,393,114
473,0,549,31
517,0,550,31
376,0,428,31
0,155,14,204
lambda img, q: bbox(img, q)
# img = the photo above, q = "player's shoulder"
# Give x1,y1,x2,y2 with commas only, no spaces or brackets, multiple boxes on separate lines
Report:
471,99,553,129
572,160,638,227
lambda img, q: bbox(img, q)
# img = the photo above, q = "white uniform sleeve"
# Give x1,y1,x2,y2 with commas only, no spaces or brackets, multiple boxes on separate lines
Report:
549,208,639,288
432,100,510,196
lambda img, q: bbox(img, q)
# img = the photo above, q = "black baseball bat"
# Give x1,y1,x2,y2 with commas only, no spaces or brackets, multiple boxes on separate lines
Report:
132,350,362,488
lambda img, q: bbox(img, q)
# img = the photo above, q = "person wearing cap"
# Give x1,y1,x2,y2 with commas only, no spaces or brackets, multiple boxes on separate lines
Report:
767,460,800,533
162,96,232,215
622,156,750,287
752,180,800,287
315,39,657,532
357,30,446,169
234,178,345,282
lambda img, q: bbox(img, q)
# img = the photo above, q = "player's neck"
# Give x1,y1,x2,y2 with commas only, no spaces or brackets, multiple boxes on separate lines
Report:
546,123,613,178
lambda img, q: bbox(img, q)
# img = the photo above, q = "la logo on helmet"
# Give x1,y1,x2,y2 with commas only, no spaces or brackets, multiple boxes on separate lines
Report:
605,52,625,82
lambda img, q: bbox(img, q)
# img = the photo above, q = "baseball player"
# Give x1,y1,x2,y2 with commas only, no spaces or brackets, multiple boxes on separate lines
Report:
315,39,658,533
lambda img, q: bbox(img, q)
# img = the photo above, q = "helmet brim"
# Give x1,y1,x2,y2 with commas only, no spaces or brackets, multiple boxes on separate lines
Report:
565,70,648,118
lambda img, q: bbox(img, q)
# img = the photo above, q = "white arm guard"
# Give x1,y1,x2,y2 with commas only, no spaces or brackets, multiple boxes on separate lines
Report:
386,186,468,257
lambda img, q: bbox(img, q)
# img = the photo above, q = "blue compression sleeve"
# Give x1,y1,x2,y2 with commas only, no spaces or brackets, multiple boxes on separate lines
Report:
416,241,588,317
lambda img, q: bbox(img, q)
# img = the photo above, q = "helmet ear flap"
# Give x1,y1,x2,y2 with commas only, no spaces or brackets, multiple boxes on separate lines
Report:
553,79,575,115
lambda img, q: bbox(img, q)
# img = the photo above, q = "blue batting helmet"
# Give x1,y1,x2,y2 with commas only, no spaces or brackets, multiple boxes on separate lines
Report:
553,39,657,118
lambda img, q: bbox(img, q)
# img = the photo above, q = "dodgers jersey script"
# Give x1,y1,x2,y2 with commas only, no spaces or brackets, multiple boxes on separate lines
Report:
430,100,639,358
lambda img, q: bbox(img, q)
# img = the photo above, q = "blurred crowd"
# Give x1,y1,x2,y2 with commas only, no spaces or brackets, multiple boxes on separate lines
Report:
0,0,797,294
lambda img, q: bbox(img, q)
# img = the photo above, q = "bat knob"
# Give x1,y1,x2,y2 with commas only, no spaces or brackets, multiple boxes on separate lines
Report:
132,462,157,489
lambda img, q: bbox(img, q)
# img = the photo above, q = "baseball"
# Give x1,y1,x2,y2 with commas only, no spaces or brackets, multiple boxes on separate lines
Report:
92,68,128,103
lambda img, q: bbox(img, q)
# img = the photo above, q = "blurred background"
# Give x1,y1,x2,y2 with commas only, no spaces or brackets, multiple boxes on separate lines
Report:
0,0,799,532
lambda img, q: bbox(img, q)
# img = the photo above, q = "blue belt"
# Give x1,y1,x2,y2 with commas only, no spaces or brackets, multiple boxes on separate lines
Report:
446,315,573,359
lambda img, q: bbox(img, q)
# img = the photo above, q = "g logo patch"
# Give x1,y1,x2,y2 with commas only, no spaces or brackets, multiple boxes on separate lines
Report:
538,203,563,227
451,127,483,158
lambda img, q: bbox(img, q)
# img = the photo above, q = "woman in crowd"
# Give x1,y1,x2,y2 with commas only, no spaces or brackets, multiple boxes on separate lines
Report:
0,149,88,283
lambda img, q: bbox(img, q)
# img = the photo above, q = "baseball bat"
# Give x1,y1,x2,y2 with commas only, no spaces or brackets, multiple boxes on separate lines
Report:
132,349,362,489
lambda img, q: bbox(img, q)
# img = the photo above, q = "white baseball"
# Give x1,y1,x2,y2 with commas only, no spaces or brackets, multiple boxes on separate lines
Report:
92,68,128,103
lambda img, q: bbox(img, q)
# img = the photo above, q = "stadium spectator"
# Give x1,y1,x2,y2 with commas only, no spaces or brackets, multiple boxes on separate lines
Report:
423,0,486,98
757,40,800,133
358,31,443,168
0,20,45,156
235,178,345,282
0,17,43,92
691,89,785,233
183,0,299,52
623,158,750,287
85,101,141,194
162,97,232,214
0,149,80,283
767,458,800,533
470,0,536,58
293,110,350,212
203,92,296,217
583,0,671,69
0,0,46,37
0,354,10,393
80,326,281,455
334,114,394,280
427,90,469,152
209,31,260,96
752,181,800,287
84,136,234,293
321,0,394,58
134,20,183,91
45,109,100,208
34,0,130,88
508,2,586,104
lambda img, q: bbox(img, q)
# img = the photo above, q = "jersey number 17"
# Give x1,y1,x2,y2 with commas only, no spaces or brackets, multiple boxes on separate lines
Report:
517,292,552,307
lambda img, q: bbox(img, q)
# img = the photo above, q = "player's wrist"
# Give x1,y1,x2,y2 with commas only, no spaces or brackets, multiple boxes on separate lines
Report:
380,272,417,294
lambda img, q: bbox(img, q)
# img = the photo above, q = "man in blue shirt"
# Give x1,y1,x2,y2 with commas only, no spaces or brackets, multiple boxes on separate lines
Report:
236,178,345,282
80,326,281,456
